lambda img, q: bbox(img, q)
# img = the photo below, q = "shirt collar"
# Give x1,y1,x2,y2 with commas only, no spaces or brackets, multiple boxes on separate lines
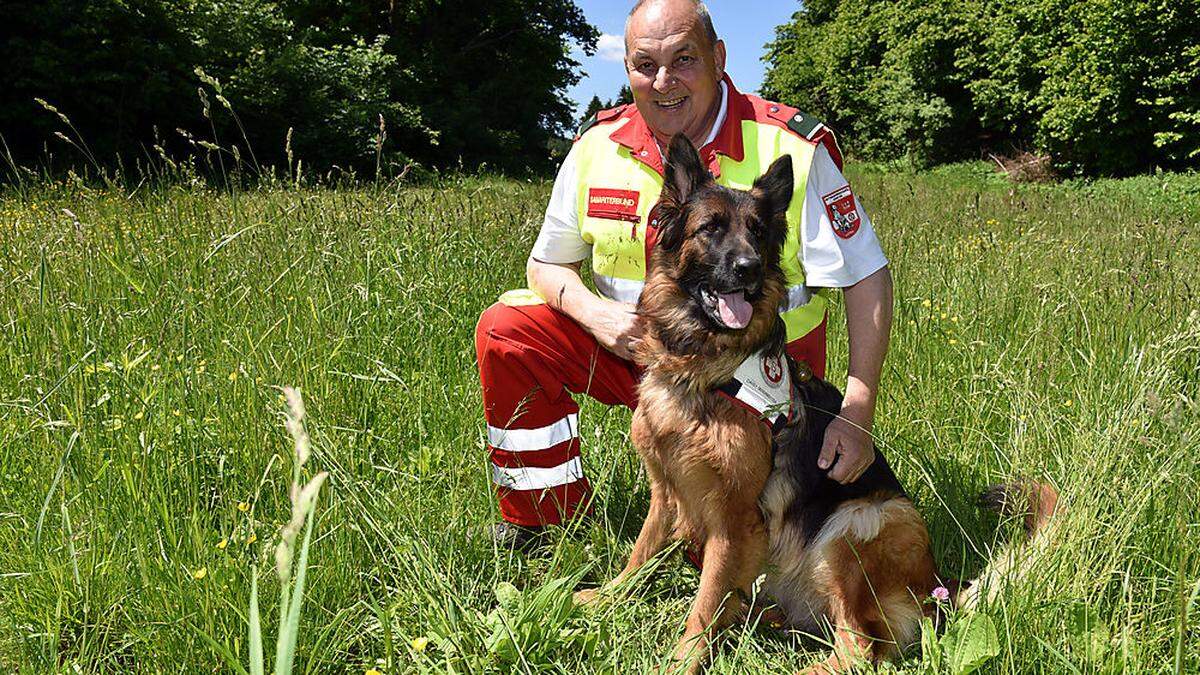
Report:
611,74,747,177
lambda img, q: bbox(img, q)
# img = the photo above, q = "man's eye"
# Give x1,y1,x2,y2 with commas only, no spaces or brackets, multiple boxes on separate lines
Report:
637,62,656,74
676,55,694,66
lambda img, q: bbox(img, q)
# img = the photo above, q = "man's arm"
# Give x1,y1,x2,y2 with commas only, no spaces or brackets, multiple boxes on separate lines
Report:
527,257,643,360
818,265,893,483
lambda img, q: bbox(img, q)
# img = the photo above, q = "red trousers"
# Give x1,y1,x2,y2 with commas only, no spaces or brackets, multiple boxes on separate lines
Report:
475,300,827,527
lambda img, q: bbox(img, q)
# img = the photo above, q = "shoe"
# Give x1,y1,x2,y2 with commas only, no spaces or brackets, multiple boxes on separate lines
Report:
492,521,545,551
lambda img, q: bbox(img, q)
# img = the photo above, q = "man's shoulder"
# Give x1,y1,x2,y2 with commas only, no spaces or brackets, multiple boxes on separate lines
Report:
575,104,634,142
739,93,843,168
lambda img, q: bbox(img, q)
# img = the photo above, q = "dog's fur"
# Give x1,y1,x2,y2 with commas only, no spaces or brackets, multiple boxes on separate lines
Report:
579,134,1058,673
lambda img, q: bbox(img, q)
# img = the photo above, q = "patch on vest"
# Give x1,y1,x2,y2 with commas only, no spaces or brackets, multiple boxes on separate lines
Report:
717,350,793,430
587,188,640,223
822,185,861,239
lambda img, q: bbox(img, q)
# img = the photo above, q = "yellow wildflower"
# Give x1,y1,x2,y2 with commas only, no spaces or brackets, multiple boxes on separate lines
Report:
228,371,238,382
948,339,958,345
1065,400,1073,407
940,312,948,320
193,567,207,580
217,538,228,550
238,501,250,512
365,670,383,675
921,299,931,308
134,411,144,421
411,637,429,652
246,533,257,545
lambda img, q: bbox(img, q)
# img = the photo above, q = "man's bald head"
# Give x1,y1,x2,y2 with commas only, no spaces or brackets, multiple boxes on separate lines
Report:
622,0,726,147
625,0,718,50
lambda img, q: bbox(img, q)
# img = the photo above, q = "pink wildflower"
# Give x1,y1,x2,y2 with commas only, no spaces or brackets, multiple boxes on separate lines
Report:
931,586,951,602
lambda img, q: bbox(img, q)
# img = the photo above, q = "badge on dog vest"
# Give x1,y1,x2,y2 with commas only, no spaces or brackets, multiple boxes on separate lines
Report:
715,350,795,431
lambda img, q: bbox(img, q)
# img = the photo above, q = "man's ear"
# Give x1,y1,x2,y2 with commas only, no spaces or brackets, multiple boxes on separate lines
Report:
663,133,709,206
752,154,794,221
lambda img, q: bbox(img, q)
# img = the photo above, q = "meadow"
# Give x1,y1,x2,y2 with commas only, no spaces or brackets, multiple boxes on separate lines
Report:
1,162,1198,673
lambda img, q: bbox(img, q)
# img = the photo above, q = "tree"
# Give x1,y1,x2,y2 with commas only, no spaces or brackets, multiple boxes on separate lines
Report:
578,85,634,129
581,95,607,127
0,0,599,176
762,0,1200,176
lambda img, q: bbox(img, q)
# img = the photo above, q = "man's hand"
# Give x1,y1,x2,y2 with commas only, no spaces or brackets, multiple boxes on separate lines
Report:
584,299,644,360
526,257,644,361
822,265,892,484
818,414,875,484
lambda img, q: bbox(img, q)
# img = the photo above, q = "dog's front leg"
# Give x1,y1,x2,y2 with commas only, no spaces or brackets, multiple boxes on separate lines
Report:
672,533,763,667
616,460,677,582
576,459,675,605
671,524,766,674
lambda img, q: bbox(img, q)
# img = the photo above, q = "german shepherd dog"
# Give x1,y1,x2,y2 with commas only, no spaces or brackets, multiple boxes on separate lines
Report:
579,134,1058,673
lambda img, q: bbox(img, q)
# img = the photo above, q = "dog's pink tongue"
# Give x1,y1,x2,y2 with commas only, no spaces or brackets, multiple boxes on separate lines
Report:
717,292,752,329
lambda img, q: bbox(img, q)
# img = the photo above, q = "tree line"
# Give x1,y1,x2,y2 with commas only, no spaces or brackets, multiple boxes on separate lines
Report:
3,1,1197,179
0,0,596,177
762,0,1200,176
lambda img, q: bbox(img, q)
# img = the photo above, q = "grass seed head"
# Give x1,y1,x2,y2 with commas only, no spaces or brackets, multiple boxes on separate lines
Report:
283,386,310,466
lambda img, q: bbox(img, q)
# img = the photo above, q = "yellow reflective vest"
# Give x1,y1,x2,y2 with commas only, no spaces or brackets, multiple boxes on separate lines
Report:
570,77,841,344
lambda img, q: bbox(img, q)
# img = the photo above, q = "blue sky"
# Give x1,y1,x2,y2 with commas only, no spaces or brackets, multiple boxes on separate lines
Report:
565,1,801,119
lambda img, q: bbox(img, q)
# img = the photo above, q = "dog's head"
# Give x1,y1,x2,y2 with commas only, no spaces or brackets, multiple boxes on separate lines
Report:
641,134,793,354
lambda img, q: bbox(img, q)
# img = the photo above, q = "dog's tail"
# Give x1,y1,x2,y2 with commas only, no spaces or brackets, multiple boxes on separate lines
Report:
954,480,1060,610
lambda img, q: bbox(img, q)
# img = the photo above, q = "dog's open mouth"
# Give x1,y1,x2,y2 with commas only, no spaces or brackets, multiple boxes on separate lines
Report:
700,285,754,329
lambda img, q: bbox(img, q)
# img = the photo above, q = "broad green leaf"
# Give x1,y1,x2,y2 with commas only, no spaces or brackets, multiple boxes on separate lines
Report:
941,613,1000,675
1066,603,1111,661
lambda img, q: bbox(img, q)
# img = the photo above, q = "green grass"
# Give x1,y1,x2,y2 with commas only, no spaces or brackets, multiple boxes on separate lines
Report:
0,165,1198,673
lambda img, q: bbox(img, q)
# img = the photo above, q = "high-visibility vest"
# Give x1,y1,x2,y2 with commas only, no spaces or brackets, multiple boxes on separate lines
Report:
571,78,840,344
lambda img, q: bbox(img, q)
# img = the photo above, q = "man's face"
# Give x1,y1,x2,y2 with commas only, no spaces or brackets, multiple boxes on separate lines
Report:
625,3,726,146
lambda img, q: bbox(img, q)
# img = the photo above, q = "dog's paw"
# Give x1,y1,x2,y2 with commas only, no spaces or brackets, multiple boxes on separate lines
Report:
795,664,837,675
573,588,603,607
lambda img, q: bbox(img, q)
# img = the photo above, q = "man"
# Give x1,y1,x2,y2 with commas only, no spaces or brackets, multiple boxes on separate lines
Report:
475,0,893,545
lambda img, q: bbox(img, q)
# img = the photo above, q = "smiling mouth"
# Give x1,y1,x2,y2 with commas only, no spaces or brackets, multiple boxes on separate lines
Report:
700,285,754,330
656,96,688,110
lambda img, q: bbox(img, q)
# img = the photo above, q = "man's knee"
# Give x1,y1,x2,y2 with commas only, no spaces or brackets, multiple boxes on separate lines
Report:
476,301,529,360
475,292,557,365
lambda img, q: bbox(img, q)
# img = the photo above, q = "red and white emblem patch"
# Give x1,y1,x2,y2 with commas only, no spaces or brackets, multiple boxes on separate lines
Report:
762,354,784,386
822,185,860,239
587,188,640,223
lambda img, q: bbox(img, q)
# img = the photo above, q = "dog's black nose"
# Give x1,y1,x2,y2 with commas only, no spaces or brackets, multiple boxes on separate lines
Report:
732,256,761,281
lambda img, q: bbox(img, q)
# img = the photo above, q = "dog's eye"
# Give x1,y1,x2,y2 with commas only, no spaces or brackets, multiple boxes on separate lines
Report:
699,218,725,234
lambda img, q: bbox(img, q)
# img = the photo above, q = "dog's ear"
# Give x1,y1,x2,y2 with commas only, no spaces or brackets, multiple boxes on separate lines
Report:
663,133,709,206
655,134,710,252
752,154,794,227
655,206,685,252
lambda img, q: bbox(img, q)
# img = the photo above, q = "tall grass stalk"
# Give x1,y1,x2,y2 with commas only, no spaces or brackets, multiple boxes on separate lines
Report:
247,387,328,675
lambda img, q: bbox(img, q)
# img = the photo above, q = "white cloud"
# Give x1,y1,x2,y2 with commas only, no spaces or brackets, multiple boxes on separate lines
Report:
596,34,625,63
